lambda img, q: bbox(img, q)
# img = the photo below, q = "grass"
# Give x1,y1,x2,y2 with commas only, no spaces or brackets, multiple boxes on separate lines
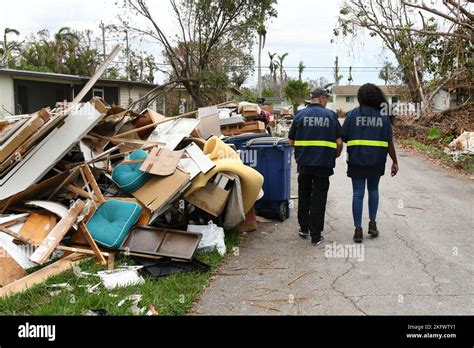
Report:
401,139,474,175
0,230,239,316
401,139,452,161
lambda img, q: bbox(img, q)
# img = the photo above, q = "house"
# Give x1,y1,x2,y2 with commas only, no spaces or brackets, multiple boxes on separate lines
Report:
256,97,294,116
0,68,159,116
157,85,243,116
331,85,400,112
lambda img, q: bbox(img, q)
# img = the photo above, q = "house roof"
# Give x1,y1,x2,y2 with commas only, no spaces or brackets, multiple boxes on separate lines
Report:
332,85,399,96
0,68,158,88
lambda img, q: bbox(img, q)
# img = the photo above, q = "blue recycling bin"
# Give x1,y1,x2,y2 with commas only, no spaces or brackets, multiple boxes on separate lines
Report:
243,137,292,221
223,133,270,151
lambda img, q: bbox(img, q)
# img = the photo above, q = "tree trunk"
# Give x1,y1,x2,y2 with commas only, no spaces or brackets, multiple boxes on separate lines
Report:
183,81,205,108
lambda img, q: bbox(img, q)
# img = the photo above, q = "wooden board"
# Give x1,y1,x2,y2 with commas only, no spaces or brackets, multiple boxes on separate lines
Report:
0,246,28,286
0,103,103,200
29,200,84,265
221,121,266,136
17,213,56,246
0,254,84,298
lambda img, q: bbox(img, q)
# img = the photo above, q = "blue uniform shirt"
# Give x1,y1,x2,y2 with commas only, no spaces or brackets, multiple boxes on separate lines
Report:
289,104,341,172
342,106,392,171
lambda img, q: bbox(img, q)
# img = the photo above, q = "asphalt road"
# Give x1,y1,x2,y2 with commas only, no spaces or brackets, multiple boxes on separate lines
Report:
194,146,474,315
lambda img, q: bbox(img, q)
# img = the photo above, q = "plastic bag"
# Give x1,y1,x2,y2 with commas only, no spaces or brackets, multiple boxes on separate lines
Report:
187,222,226,256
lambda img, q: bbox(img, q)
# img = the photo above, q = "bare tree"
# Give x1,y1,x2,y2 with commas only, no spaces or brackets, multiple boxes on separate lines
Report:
122,0,277,107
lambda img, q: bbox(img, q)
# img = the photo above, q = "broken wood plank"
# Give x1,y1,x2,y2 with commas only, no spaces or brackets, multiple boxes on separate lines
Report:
80,165,105,205
0,246,28,286
17,213,57,246
0,254,85,298
29,200,85,265
55,245,109,258
0,226,35,245
65,184,91,200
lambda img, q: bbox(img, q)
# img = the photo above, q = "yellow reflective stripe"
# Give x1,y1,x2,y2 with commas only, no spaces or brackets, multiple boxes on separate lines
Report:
347,140,389,147
294,140,337,149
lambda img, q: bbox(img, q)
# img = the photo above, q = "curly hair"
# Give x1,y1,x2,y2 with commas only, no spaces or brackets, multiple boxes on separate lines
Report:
357,83,388,110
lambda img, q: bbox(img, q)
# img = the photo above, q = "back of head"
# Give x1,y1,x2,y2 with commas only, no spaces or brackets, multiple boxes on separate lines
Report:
357,83,388,110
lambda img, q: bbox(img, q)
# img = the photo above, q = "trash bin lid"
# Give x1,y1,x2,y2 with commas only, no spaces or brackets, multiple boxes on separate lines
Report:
245,137,290,147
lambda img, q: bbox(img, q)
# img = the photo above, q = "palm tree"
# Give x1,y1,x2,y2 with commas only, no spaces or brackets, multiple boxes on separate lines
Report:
53,27,79,72
333,56,343,86
277,52,289,96
257,23,267,98
348,66,353,85
1,28,20,67
268,52,277,85
298,61,305,81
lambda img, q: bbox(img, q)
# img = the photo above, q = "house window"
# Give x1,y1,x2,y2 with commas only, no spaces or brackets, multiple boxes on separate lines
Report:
391,96,398,104
345,96,355,103
93,88,104,99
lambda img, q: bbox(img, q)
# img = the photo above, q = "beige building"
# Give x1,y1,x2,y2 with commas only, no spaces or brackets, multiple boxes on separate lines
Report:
331,85,399,112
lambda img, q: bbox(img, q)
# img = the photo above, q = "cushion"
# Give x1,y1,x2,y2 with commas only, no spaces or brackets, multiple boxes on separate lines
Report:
86,200,142,249
112,149,151,193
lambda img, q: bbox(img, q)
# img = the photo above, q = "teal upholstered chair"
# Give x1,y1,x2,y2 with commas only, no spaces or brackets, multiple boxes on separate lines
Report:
112,149,151,193
86,200,142,250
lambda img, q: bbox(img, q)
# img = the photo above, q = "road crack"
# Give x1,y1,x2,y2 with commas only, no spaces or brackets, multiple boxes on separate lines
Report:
393,223,441,295
329,257,368,315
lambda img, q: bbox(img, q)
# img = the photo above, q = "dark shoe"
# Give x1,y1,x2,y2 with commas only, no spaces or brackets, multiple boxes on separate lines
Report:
311,235,325,246
353,227,363,243
299,229,309,238
368,220,379,238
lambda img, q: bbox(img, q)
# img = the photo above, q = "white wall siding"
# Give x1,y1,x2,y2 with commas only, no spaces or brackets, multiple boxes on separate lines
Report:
0,75,14,117
119,85,156,111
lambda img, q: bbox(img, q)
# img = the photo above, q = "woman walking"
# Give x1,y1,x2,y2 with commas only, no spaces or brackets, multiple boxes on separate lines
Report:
342,83,399,243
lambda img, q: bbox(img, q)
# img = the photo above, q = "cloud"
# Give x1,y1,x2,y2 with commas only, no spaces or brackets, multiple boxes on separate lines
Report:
0,0,391,86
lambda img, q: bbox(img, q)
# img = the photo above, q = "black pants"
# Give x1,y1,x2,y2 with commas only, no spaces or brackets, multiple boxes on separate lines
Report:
297,173,330,239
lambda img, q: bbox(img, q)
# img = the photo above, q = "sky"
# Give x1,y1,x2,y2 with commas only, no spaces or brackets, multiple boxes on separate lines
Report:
0,0,395,86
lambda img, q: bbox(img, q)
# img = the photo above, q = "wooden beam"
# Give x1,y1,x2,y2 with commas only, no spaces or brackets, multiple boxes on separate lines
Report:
80,165,105,205
65,184,91,200
107,252,116,271
0,254,85,298
79,222,107,266
29,200,85,265
71,46,120,105
0,226,35,245
56,245,109,258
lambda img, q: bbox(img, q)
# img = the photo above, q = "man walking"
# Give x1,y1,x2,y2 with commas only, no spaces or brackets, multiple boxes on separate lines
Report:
288,88,343,245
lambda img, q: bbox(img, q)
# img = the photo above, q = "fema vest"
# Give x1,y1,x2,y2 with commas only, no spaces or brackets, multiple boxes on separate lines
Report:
292,104,338,168
344,106,391,167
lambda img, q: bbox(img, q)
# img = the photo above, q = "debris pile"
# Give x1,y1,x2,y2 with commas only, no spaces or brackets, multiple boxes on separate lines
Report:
0,53,277,298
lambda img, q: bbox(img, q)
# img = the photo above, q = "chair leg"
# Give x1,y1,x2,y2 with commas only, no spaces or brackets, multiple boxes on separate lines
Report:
79,222,107,266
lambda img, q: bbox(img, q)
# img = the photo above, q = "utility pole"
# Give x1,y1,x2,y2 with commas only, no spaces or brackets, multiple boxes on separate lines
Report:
124,29,131,104
99,22,107,78
125,29,130,80
257,34,262,98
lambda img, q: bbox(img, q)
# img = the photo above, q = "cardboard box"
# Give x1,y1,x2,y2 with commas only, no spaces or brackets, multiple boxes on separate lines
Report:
0,115,44,163
185,178,234,217
238,206,257,232
197,106,221,139
140,147,184,176
133,168,191,212
221,121,266,136
261,105,274,114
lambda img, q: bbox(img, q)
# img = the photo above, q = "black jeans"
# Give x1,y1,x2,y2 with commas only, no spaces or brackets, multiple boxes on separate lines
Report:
297,173,330,239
